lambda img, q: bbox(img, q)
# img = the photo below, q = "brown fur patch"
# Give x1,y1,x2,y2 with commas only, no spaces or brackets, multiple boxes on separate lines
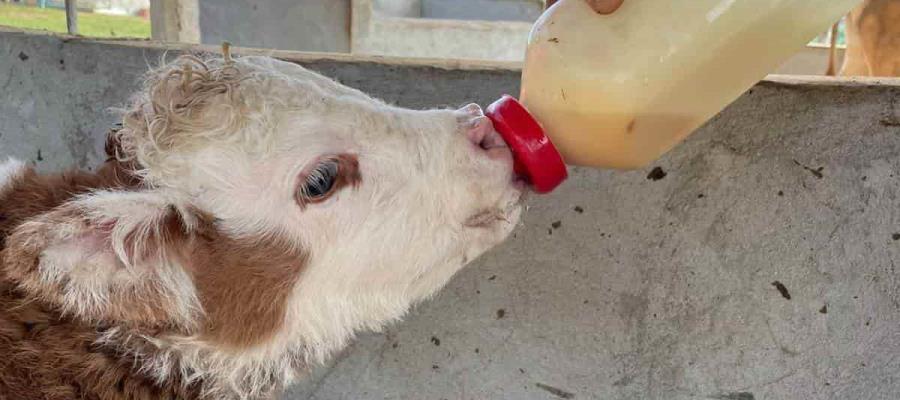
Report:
183,225,307,349
0,288,202,399
0,160,139,248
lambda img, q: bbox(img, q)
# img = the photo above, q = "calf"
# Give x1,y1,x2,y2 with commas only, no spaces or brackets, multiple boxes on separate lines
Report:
827,0,900,77
0,54,524,399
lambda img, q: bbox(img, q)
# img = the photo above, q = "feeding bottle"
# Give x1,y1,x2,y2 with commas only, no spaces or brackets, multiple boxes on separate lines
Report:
486,0,861,193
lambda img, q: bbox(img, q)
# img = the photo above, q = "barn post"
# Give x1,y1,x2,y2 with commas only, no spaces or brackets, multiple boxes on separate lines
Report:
64,0,78,35
149,0,200,43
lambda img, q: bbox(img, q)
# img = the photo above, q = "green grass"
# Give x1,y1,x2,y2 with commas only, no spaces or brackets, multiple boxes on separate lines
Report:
0,3,149,38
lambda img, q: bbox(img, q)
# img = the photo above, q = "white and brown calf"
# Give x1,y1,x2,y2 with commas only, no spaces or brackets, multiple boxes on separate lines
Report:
0,54,524,399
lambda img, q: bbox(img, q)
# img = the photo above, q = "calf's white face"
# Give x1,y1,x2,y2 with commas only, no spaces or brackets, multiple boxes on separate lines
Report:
170,56,525,357
5,54,523,382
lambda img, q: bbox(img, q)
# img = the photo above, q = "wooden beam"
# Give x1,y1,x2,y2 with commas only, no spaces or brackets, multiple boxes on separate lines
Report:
150,0,200,43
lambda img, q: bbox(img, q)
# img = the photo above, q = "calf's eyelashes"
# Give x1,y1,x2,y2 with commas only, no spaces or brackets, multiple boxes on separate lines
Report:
294,154,361,207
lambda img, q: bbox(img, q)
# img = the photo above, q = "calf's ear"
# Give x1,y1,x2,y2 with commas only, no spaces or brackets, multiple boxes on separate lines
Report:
2,190,204,331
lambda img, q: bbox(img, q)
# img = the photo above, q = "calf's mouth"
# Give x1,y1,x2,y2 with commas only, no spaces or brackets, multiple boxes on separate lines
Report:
463,192,524,229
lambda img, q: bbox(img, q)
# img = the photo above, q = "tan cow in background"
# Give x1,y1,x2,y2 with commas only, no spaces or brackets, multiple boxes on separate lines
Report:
828,0,900,77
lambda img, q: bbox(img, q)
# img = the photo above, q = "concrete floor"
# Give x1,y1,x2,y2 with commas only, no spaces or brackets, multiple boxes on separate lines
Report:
3,31,900,400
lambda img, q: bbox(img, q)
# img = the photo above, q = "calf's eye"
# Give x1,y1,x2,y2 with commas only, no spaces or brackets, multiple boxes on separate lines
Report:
295,154,361,207
299,159,339,201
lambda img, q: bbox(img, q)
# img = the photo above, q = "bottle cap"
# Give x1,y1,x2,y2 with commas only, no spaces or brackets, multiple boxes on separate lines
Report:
485,95,567,194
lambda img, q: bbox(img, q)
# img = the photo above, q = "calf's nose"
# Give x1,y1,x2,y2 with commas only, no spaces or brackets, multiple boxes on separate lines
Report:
459,104,510,159
467,116,508,151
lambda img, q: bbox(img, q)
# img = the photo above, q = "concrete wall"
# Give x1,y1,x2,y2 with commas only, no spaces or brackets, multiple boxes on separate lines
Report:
0,28,518,173
421,0,544,22
353,0,532,61
373,0,421,18
199,0,351,53
356,0,544,22
3,30,900,400
194,0,538,61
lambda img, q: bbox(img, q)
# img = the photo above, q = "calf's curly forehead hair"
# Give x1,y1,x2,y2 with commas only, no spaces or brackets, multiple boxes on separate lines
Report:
114,53,282,183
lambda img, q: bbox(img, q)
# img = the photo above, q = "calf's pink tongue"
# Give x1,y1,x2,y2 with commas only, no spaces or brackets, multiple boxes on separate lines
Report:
484,95,568,194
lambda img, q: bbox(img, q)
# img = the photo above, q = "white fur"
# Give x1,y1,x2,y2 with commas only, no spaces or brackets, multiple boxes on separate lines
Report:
0,158,25,195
